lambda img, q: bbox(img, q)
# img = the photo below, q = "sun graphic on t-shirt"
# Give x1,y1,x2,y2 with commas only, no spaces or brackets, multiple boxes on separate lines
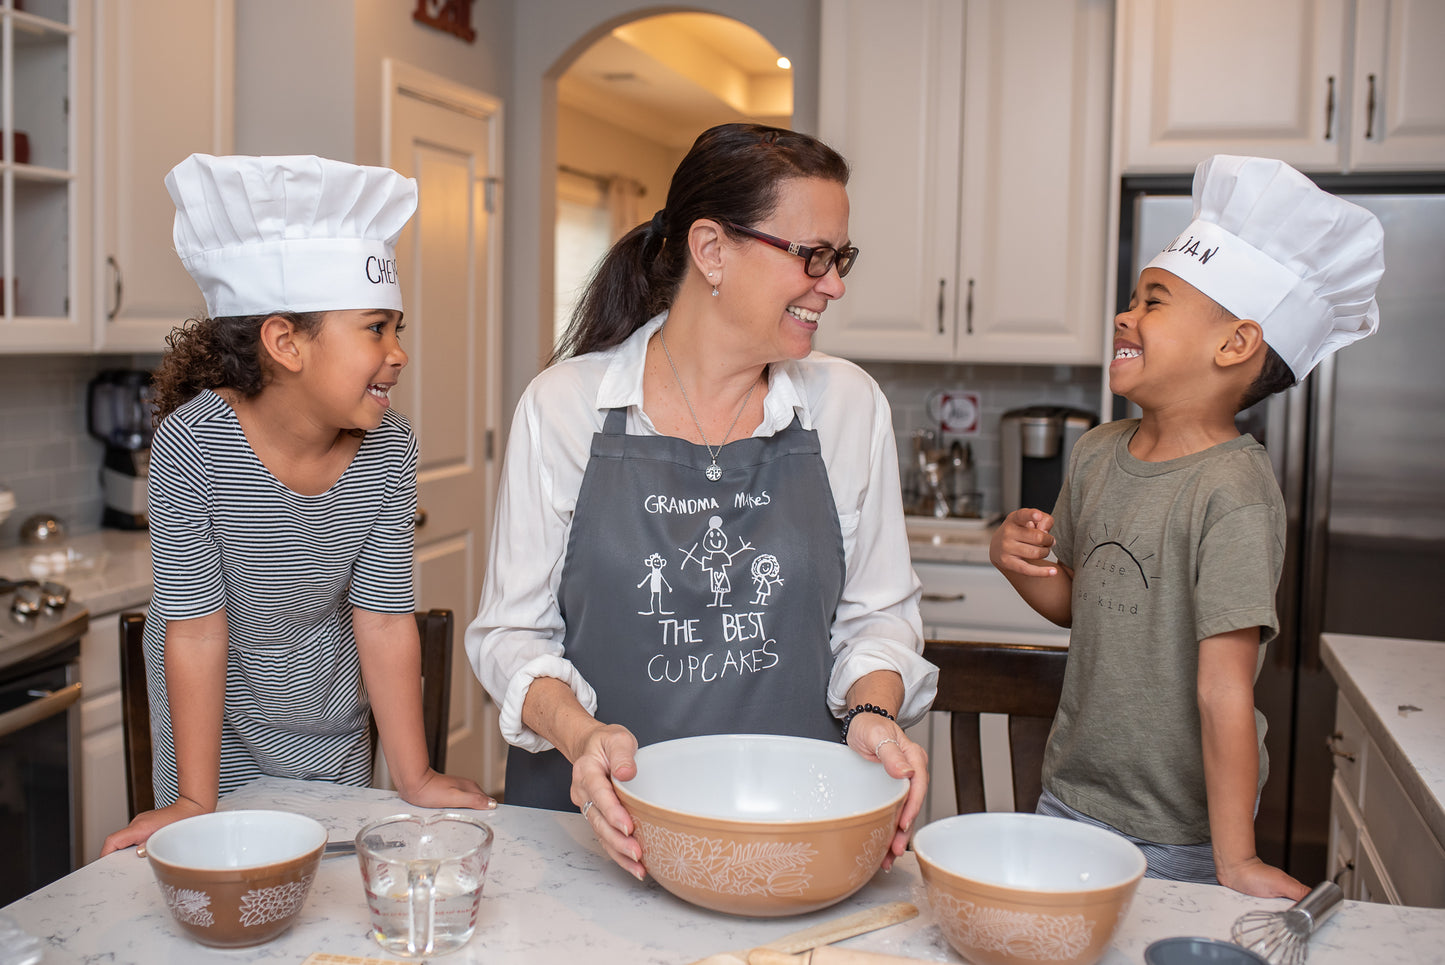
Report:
1079,524,1157,591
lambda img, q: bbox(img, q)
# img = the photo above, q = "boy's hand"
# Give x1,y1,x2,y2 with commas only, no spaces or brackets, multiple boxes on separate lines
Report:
990,508,1059,577
1216,855,1310,900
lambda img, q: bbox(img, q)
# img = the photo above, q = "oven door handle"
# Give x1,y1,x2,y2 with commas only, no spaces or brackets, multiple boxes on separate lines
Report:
0,682,83,738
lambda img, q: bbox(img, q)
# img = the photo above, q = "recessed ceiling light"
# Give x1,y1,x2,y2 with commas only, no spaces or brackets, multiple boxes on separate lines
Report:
776,56,792,70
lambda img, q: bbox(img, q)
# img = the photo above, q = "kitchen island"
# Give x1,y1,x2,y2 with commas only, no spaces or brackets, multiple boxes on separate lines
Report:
6,776,1445,964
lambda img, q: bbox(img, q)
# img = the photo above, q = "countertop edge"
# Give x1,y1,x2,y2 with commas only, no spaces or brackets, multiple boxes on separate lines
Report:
1322,634,1445,849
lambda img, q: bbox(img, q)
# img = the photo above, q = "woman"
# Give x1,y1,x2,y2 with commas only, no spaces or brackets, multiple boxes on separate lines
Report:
466,124,935,879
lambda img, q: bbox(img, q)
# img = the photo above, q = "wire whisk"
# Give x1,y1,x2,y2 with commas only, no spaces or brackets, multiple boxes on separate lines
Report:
1229,881,1344,965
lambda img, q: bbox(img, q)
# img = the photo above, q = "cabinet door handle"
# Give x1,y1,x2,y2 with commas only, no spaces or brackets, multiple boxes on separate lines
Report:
936,279,946,334
965,278,975,335
413,508,428,529
1326,731,1356,762
1332,857,1354,886
1365,73,1377,140
106,255,123,320
1324,75,1336,141
921,592,966,603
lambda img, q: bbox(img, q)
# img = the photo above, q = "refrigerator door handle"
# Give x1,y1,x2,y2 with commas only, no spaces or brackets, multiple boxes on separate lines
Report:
1298,355,1337,672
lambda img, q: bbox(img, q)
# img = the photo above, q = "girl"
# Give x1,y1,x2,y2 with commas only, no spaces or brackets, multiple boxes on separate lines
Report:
102,154,493,856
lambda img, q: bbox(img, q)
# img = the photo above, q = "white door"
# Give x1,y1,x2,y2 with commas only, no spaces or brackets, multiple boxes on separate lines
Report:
384,61,505,795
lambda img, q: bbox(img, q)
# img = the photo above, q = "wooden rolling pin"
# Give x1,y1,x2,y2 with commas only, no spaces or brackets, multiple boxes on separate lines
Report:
690,901,918,965
748,948,932,965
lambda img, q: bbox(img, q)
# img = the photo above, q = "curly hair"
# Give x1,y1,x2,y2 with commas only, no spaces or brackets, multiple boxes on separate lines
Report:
150,312,325,422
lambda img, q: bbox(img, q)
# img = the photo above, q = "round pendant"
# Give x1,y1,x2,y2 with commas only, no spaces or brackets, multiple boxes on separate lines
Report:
705,463,723,482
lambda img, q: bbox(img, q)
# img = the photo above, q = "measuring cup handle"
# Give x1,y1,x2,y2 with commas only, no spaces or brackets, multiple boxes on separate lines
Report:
408,863,439,955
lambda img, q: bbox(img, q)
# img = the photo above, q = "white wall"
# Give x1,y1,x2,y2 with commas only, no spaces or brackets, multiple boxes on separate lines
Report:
234,0,511,163
556,104,683,212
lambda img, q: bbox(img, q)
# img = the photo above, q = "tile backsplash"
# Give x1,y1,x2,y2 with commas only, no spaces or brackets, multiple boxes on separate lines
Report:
860,360,1105,517
0,354,159,549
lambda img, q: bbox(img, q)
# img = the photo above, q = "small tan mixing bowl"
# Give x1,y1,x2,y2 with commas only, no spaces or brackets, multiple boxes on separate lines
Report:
145,809,327,947
613,733,908,917
913,812,1147,965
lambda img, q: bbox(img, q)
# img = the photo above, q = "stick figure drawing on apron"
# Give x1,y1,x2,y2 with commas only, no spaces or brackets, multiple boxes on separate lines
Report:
637,552,675,615
681,515,753,607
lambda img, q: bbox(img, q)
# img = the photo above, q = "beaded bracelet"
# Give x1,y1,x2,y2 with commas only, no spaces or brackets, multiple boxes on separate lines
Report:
839,703,895,744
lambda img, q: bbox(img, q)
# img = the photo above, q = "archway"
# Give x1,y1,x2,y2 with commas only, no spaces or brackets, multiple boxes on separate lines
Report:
550,12,795,352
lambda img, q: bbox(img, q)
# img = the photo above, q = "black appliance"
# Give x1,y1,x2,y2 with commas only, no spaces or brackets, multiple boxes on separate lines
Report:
0,577,87,904
999,406,1097,515
87,370,155,530
1120,173,1445,882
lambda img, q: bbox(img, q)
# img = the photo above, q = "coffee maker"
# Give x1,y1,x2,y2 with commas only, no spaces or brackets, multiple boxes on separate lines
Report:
1000,405,1098,514
87,369,155,529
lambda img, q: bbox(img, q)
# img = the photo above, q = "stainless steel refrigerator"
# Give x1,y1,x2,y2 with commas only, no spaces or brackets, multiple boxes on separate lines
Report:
1120,176,1445,881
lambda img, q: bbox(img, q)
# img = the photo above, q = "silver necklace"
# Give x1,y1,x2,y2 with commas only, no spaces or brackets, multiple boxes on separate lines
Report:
658,326,759,482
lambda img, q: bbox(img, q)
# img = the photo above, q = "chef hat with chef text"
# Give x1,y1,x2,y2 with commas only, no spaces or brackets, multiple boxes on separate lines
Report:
165,154,416,318
1144,154,1384,381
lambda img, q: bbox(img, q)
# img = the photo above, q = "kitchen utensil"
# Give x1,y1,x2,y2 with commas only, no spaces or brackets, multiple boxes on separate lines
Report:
912,812,1146,965
17,514,64,545
144,809,326,948
690,901,918,965
612,734,908,917
1145,937,1271,964
1229,881,1344,965
355,812,493,958
749,948,929,965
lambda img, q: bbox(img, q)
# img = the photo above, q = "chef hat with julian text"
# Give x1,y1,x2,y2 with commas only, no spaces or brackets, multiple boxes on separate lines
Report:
1144,154,1384,381
165,154,417,318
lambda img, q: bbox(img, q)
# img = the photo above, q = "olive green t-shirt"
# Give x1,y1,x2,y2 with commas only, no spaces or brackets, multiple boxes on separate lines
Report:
1043,419,1284,844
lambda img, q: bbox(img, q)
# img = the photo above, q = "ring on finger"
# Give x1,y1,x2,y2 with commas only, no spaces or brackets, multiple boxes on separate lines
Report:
582,800,594,820
873,737,901,758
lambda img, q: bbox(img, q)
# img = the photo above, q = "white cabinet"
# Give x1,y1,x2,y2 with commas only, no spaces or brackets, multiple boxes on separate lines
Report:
0,0,92,352
79,605,146,863
1117,0,1445,173
816,0,1113,365
92,0,232,352
1325,690,1445,907
908,556,1069,827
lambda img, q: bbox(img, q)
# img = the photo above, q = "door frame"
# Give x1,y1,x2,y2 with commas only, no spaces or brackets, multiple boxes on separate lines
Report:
381,58,505,787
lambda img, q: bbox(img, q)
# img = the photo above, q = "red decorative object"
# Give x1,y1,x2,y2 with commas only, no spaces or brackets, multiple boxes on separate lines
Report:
412,0,476,43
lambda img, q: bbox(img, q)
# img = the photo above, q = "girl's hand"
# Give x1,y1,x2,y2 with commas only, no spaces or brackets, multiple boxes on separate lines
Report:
570,722,645,881
846,713,929,870
99,798,210,857
396,769,497,811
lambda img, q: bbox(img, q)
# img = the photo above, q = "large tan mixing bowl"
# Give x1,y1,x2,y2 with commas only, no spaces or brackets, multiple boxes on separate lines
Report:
145,809,326,948
913,812,1147,965
613,734,908,917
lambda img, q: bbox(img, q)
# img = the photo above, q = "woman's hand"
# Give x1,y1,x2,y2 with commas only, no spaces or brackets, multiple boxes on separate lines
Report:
396,769,497,811
99,797,209,857
846,712,929,870
570,722,645,881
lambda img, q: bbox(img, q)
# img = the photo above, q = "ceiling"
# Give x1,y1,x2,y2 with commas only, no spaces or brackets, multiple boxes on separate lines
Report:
558,13,794,149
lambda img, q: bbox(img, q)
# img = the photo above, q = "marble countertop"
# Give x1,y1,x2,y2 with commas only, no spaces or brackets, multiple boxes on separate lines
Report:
904,516,996,565
7,776,1445,964
1322,633,1445,848
0,529,152,616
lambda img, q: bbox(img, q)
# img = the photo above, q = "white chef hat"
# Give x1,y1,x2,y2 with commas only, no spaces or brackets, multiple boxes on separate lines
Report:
1144,154,1384,381
165,153,417,318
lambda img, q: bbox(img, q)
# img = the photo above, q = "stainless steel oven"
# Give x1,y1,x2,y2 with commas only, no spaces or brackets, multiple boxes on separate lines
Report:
0,579,88,905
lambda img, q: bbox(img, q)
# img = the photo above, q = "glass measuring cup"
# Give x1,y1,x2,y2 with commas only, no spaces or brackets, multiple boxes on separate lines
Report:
355,813,494,957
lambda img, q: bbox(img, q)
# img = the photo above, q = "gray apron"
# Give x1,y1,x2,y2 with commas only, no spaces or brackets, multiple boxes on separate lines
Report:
505,406,846,810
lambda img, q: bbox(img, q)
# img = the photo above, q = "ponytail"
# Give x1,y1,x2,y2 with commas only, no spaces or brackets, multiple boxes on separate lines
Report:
551,123,849,363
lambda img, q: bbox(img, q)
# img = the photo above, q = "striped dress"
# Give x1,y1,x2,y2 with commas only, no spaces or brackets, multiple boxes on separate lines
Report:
144,390,416,807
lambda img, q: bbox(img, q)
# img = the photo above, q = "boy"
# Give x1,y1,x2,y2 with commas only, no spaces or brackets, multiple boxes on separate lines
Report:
990,155,1384,899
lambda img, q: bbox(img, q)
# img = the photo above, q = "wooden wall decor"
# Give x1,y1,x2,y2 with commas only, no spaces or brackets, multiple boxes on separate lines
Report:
413,0,476,43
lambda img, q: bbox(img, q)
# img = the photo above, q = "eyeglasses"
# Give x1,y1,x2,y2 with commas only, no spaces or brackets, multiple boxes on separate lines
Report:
723,222,859,279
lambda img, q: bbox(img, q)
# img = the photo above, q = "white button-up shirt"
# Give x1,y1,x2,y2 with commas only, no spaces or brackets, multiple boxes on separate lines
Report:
465,314,936,752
